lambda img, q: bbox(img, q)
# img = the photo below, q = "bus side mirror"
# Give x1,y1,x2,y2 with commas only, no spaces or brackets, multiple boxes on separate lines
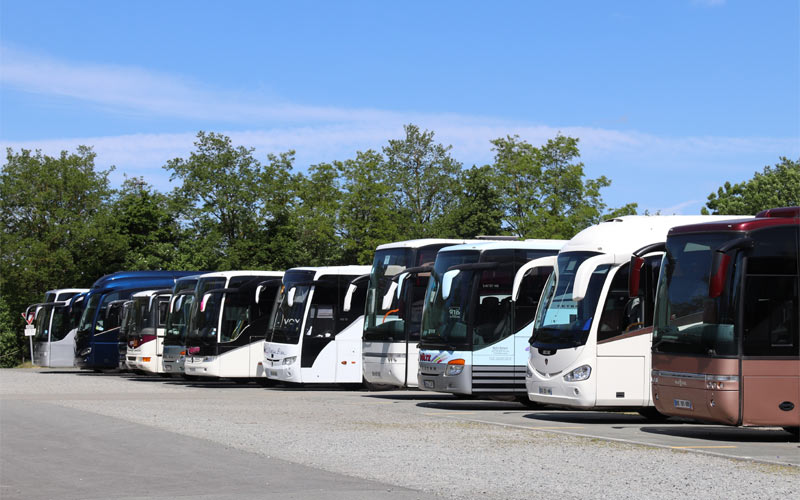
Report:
572,253,616,302
441,269,460,300
381,282,398,310
200,293,212,312
708,237,752,298
343,283,357,312
628,256,645,298
396,272,409,299
287,287,296,308
708,252,731,299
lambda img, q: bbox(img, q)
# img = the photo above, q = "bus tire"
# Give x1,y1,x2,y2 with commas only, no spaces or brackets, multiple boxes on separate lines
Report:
637,407,668,420
516,396,543,409
362,381,394,391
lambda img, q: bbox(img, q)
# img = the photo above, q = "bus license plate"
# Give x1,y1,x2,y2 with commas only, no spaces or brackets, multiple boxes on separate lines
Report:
423,380,434,389
269,370,278,377
674,399,693,410
538,386,553,395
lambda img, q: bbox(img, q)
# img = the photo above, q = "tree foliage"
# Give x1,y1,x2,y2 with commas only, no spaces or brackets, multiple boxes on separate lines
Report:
382,125,461,238
491,135,636,239
1,125,652,364
0,147,124,364
701,157,800,215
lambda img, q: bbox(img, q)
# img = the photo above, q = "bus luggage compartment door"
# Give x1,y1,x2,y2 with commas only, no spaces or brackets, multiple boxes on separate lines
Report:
595,356,645,406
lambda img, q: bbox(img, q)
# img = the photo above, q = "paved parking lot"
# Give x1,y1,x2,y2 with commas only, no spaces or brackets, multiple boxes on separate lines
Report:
1,369,797,500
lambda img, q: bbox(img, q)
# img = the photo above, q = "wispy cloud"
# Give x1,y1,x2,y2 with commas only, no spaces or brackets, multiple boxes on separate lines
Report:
1,45,796,216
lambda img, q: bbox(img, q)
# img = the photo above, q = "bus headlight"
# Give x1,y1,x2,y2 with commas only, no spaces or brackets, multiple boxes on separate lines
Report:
282,356,297,365
563,365,591,382
445,359,465,376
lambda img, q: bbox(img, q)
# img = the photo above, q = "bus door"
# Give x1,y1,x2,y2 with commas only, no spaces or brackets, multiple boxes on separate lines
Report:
335,276,367,383
514,263,554,392
595,259,659,407
740,226,800,426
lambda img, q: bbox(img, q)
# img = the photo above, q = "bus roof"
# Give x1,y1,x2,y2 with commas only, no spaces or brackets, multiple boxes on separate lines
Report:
195,270,283,280
436,239,566,254
131,289,173,299
45,288,89,297
561,216,741,256
375,238,513,250
668,207,799,235
287,265,372,279
89,271,200,290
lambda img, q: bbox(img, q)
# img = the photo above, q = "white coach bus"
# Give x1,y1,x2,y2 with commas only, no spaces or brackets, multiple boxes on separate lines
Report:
264,266,371,385
184,271,283,381
526,216,733,414
31,288,89,367
360,239,478,388
417,240,564,401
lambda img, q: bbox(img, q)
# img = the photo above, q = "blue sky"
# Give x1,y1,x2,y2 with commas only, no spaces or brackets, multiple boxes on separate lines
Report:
1,0,798,214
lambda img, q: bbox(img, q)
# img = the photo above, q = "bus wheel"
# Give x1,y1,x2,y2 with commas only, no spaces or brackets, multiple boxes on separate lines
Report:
362,381,394,391
783,427,799,440
516,396,542,409
637,407,668,420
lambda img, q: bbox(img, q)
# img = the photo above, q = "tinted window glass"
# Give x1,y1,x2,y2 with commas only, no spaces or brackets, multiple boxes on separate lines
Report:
742,226,799,357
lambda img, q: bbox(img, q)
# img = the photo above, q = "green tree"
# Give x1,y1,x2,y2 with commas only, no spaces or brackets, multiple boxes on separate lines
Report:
441,164,505,238
164,132,295,270
701,157,800,215
491,134,636,239
0,147,124,364
382,124,461,238
291,162,344,266
111,176,183,269
338,150,405,264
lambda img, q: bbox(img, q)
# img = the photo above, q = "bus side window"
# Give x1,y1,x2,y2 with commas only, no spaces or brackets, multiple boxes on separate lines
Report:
742,226,799,357
158,299,169,327
598,264,641,342
514,266,552,332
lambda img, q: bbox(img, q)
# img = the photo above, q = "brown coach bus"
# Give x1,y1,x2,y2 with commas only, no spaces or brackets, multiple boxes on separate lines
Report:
650,207,799,435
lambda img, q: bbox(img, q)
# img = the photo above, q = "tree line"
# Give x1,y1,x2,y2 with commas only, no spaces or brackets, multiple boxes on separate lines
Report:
1,124,797,366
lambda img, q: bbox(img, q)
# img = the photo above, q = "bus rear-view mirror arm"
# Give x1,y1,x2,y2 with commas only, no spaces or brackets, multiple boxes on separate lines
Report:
572,253,617,302
512,256,557,301
708,237,753,298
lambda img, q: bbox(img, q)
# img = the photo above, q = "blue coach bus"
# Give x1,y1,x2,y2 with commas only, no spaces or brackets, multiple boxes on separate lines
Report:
74,271,199,370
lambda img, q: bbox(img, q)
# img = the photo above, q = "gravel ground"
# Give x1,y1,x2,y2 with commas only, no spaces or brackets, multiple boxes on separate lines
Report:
2,369,797,500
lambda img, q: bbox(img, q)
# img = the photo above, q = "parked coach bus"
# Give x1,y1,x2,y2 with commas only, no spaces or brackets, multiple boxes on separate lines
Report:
74,271,198,370
360,239,479,388
417,240,564,401
125,289,172,374
184,271,283,381
526,216,733,414
264,266,371,385
651,207,799,435
162,276,201,376
31,288,88,367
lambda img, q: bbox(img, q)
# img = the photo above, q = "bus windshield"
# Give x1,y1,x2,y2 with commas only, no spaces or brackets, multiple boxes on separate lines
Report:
129,296,157,343
267,271,315,345
165,294,195,345
653,233,739,357
420,250,480,349
187,278,226,346
531,251,607,348
77,294,102,335
50,305,75,341
33,306,51,341
363,248,411,342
